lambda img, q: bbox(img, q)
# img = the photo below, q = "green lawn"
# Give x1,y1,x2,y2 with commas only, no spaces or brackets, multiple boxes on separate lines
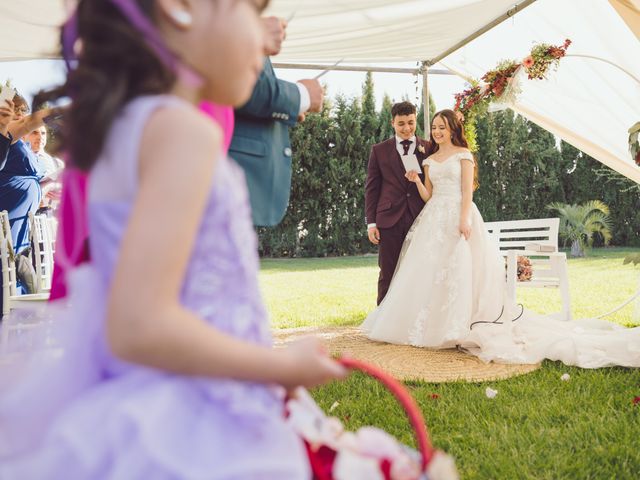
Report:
261,247,640,329
259,247,640,479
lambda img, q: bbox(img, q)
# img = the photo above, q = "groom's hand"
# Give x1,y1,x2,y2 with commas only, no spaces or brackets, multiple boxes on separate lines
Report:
368,226,380,245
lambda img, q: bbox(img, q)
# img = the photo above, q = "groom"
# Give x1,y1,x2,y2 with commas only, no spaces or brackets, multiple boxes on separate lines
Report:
365,101,429,305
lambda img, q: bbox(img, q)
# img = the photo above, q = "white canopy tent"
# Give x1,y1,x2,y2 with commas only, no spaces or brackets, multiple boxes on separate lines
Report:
440,0,640,183
1,0,638,182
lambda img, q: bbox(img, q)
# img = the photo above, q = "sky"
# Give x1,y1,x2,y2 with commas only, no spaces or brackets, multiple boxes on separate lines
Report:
0,59,468,114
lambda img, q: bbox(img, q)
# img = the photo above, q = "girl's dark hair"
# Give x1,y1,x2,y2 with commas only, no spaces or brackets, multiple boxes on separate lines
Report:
33,0,176,171
427,109,479,190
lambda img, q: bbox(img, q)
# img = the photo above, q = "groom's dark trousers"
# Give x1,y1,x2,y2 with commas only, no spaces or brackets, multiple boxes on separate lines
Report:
365,137,427,305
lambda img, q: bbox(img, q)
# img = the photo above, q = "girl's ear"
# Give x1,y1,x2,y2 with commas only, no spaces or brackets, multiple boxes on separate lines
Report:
156,0,194,30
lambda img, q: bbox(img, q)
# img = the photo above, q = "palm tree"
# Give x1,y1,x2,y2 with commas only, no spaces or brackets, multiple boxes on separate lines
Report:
547,200,613,257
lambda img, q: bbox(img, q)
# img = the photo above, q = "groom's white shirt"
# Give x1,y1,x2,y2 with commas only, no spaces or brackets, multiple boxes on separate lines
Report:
367,135,417,230
394,135,416,158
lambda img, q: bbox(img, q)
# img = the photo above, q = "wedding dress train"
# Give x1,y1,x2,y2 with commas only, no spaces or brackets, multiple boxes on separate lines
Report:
361,151,640,368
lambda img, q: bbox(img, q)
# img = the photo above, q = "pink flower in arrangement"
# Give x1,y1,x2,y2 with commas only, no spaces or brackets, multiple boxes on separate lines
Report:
517,256,533,282
522,56,535,68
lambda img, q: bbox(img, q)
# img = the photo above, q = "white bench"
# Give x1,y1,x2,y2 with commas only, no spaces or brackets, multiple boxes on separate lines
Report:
485,217,571,322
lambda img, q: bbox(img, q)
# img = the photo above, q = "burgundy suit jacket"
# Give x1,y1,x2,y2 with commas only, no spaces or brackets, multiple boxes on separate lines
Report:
365,137,429,229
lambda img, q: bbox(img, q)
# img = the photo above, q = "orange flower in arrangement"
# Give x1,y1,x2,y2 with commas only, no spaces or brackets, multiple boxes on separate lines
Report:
522,56,534,68
523,38,572,80
517,256,533,282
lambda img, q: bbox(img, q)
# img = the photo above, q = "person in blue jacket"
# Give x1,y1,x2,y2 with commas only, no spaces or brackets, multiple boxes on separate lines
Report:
0,95,53,253
230,17,323,226
0,98,14,167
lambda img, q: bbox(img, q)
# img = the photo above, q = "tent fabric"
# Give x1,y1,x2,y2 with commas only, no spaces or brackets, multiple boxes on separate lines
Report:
266,0,525,64
0,0,638,183
610,0,640,39
0,1,67,60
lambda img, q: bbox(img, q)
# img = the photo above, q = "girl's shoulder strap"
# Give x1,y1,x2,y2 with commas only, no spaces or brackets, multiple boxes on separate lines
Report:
458,149,474,164
89,95,191,202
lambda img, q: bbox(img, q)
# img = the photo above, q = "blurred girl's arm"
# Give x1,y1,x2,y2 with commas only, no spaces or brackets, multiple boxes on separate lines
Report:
107,106,344,390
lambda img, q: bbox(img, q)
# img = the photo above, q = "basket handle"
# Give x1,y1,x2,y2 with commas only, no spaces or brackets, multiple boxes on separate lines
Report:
338,356,434,472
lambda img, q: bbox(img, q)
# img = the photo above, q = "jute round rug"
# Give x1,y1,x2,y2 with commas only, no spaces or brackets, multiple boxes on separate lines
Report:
273,326,540,383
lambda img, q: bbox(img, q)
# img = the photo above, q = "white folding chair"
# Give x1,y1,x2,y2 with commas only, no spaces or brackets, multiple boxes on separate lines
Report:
28,212,55,292
0,211,49,319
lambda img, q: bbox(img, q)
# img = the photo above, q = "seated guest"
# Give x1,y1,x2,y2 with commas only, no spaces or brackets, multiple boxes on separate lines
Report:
27,125,64,211
28,126,64,179
0,94,52,252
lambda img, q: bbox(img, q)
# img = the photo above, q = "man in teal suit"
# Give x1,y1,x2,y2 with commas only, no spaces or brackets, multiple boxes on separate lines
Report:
230,17,322,226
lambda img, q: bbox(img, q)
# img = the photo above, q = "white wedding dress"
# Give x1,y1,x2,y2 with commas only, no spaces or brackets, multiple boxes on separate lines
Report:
362,150,640,368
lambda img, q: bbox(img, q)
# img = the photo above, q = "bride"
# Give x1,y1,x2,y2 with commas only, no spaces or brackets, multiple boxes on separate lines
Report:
361,109,640,368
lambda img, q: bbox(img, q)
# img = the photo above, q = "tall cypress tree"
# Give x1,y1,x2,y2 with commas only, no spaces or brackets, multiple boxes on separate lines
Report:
520,121,564,218
377,94,394,142
361,72,378,145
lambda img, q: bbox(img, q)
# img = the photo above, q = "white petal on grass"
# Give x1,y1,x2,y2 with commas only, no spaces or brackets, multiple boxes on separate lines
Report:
485,387,498,399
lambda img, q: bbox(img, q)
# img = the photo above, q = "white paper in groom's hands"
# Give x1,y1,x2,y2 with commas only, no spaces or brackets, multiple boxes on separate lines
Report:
401,153,421,173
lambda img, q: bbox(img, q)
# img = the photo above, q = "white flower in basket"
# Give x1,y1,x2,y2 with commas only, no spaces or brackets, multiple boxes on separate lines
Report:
286,357,459,480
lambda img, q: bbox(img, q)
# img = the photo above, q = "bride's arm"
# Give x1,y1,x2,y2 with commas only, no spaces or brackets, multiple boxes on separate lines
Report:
405,166,432,202
459,154,474,239
420,165,433,202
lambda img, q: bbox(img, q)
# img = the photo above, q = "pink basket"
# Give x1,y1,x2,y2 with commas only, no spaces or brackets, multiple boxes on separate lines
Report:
287,356,457,480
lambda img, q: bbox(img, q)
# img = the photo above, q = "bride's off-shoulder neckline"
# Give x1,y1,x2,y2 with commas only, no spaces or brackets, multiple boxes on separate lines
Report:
427,150,472,165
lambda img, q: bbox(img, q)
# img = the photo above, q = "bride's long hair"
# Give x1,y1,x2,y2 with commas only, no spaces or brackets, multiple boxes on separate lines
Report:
427,109,479,190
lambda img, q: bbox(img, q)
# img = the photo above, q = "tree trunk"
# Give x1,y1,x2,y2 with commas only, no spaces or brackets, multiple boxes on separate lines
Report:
570,239,584,257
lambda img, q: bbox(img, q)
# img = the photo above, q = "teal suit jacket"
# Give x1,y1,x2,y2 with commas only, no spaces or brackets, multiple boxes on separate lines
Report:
230,58,301,226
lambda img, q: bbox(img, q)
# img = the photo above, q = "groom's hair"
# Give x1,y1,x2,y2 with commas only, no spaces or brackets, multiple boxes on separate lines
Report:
391,101,416,118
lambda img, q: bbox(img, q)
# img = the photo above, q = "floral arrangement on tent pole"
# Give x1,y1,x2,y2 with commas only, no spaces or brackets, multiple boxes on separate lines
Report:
454,39,571,151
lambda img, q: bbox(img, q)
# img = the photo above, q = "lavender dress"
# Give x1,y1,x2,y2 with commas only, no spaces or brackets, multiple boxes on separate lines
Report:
0,96,310,479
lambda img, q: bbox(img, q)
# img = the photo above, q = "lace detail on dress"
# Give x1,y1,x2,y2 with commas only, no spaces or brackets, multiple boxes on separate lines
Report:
181,158,270,345
408,306,430,346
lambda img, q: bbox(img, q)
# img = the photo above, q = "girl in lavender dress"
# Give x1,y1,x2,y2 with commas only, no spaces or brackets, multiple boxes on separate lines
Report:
0,0,346,478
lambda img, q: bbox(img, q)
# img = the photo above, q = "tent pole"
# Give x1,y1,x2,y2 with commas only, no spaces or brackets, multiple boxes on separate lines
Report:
272,63,454,76
422,62,430,137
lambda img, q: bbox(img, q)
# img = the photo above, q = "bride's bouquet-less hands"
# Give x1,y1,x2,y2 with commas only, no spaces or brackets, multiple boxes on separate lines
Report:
459,220,471,241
